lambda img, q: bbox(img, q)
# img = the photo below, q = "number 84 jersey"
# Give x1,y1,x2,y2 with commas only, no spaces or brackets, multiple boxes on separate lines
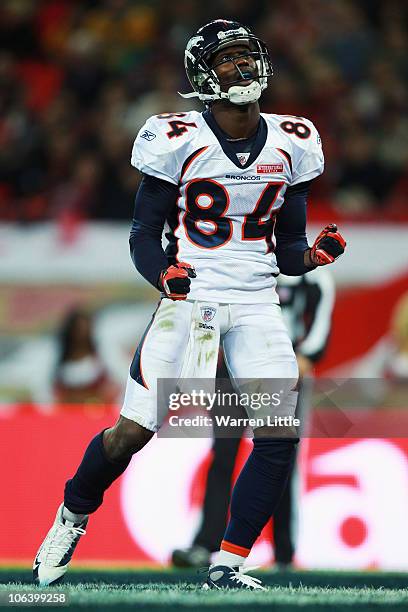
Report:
131,110,324,304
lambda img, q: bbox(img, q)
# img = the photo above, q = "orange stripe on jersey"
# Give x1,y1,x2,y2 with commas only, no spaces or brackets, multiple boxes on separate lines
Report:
221,540,251,557
276,148,292,173
180,146,208,181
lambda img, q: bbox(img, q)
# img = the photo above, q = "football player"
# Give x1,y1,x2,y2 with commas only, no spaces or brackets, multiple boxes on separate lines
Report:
34,20,346,590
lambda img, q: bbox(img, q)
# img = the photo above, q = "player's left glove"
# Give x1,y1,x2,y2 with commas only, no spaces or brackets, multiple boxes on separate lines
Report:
309,224,346,266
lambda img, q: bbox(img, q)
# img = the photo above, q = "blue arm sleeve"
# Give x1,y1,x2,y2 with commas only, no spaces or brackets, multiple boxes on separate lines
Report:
129,174,179,289
274,180,315,276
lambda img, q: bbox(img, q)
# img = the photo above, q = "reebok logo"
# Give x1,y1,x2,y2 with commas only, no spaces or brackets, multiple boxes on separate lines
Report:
140,130,156,141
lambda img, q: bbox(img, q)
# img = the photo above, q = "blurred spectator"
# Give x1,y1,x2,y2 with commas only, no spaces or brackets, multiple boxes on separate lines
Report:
386,292,408,381
0,0,407,221
123,66,201,132
54,308,118,404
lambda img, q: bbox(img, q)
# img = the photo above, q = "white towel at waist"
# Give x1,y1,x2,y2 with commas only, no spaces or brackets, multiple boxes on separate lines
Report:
178,301,220,395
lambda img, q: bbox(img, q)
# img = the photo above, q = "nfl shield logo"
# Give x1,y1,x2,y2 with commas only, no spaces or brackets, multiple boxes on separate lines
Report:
201,307,216,322
237,153,249,166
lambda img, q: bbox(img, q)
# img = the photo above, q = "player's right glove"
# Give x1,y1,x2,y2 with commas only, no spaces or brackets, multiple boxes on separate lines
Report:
309,224,346,266
158,262,196,301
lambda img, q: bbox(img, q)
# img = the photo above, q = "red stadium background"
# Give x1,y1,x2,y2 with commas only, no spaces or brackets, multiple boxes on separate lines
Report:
1,253,408,569
1,410,407,569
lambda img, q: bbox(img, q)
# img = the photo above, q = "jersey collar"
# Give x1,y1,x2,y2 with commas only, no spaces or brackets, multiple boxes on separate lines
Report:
202,109,267,170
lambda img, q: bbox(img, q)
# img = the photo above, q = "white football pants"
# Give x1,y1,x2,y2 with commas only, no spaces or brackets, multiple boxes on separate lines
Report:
120,298,298,432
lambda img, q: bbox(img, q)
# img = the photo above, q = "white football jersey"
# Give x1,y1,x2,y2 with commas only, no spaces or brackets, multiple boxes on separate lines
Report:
131,110,324,303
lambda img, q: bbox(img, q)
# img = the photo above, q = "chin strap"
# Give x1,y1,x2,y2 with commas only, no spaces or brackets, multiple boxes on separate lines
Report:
179,81,262,105
227,81,262,105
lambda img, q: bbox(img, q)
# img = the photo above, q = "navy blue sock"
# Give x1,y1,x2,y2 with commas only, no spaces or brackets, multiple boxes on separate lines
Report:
64,430,131,514
222,438,297,553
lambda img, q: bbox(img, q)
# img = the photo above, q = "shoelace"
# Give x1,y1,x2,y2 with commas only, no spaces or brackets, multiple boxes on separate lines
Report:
43,524,86,565
230,566,265,590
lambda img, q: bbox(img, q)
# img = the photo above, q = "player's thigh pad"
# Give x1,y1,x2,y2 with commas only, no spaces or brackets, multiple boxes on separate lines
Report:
223,303,298,421
120,299,194,431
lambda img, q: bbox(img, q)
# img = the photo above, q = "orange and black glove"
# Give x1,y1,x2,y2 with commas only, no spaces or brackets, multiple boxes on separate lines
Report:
158,262,196,300
309,224,346,266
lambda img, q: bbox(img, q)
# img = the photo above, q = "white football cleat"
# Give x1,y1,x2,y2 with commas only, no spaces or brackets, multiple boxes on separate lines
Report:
33,503,88,586
204,565,267,590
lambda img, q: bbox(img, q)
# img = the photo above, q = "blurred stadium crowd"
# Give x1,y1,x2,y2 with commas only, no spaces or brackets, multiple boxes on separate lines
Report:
1,0,407,223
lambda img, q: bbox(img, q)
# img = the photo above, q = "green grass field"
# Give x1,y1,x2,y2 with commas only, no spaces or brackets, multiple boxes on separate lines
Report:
1,567,407,611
